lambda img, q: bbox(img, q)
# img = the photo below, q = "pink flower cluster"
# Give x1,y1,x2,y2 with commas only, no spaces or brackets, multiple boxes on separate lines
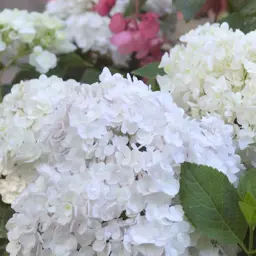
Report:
109,12,163,66
94,0,164,66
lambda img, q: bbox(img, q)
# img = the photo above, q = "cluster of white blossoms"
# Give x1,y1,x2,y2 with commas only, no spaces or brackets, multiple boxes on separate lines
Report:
46,0,98,19
0,9,75,73
2,69,242,256
158,22,256,158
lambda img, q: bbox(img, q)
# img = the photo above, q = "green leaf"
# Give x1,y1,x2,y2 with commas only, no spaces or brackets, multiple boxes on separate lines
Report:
147,78,160,91
12,66,40,84
80,68,101,84
132,62,165,79
240,0,256,16
238,169,256,200
228,0,250,12
175,0,207,21
239,204,256,228
239,193,256,227
180,162,248,244
47,53,89,79
0,238,8,256
0,200,13,239
58,53,86,68
0,84,12,102
124,0,147,16
242,16,256,33
220,12,245,31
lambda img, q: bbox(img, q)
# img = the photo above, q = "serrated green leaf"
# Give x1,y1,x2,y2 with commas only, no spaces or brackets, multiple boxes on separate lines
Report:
80,68,101,84
0,200,13,239
124,0,147,16
180,162,247,244
175,0,207,21
132,62,165,79
238,169,256,200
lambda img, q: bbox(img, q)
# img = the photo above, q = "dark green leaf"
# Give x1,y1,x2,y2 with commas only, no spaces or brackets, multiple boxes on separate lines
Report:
80,68,101,84
220,12,245,31
241,0,256,16
12,66,40,84
0,84,12,102
180,162,247,244
46,65,68,78
0,238,8,256
124,0,147,16
228,0,250,12
175,0,207,21
0,200,13,239
148,78,160,91
58,53,86,68
47,53,89,79
238,169,256,200
243,16,256,33
132,62,165,79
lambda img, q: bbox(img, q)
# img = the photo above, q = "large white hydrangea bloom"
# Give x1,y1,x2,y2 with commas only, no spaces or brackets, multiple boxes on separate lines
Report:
3,69,242,256
158,22,256,155
0,9,75,73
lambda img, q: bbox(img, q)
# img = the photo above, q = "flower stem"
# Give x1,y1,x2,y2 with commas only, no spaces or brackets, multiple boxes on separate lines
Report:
135,0,140,19
249,227,254,252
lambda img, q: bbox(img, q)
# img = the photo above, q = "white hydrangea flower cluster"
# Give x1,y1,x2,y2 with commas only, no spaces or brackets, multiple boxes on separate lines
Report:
3,68,242,256
158,22,256,155
0,9,75,73
46,0,98,18
145,0,174,15
0,75,82,203
65,12,131,66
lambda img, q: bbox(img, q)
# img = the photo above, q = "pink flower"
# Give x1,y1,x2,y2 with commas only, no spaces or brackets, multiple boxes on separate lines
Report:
139,12,160,39
109,10,164,65
109,13,127,33
94,0,116,16
111,31,134,54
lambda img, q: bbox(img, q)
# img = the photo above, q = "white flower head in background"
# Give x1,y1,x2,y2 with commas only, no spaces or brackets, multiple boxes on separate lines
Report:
158,22,256,164
29,46,57,73
46,0,98,18
0,9,76,73
3,68,242,255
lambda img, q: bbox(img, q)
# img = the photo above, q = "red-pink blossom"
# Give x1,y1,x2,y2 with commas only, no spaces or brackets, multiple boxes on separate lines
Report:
139,12,160,39
110,10,164,66
109,13,127,33
94,0,116,16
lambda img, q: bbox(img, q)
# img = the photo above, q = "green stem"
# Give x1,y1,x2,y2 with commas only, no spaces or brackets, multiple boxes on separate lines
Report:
0,49,31,83
250,227,254,252
0,59,15,82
